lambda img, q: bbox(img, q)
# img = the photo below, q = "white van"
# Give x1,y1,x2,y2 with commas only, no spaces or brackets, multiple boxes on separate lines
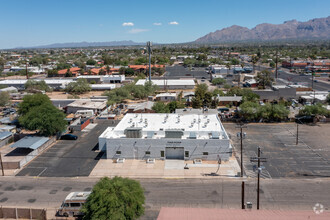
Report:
57,192,91,217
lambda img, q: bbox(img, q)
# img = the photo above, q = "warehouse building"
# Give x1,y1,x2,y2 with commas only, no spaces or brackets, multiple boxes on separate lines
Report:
0,79,73,90
99,113,231,161
135,79,195,90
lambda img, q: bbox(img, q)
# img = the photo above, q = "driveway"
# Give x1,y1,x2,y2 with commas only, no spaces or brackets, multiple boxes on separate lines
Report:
16,120,113,177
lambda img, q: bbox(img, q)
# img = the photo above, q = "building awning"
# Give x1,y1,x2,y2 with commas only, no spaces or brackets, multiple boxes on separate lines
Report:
11,136,49,150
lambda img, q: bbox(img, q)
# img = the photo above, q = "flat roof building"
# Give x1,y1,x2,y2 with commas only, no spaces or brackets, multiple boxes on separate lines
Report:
0,79,73,90
99,113,231,161
136,79,195,90
65,100,107,114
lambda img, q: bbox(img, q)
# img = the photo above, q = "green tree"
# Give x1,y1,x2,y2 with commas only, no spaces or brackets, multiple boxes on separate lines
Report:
256,70,274,89
82,177,145,220
195,83,208,100
65,78,91,94
167,101,185,113
212,89,225,97
191,96,202,108
18,93,52,115
203,92,213,108
299,103,330,117
18,94,66,136
56,63,71,70
65,69,73,77
239,101,260,121
231,58,240,65
86,59,96,65
47,69,58,77
25,80,52,92
326,94,330,105
223,84,231,91
0,92,10,107
99,68,106,75
152,101,169,113
211,78,226,85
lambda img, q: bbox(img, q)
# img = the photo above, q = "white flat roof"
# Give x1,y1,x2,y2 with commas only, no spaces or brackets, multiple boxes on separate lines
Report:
156,93,177,97
67,100,106,109
0,79,73,85
91,84,116,89
136,79,195,86
102,113,227,140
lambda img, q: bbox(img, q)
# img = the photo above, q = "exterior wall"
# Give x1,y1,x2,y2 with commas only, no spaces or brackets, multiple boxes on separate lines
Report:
218,101,239,106
155,96,176,102
127,109,155,113
106,138,231,161
0,135,13,148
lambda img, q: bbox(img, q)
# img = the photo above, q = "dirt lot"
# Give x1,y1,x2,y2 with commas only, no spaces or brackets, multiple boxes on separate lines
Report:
46,91,105,99
224,123,330,178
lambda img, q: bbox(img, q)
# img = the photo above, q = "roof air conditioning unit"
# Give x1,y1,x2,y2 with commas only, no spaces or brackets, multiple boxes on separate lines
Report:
116,158,125,163
146,158,155,164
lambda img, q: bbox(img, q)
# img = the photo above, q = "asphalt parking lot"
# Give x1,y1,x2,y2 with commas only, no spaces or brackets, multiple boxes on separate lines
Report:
16,120,113,177
224,123,330,178
165,65,210,79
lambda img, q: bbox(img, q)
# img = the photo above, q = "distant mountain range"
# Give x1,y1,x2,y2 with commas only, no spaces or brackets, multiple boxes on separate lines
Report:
195,16,330,43
18,40,144,49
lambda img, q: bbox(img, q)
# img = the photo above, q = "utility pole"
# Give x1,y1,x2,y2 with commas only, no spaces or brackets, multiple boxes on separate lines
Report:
311,71,314,90
241,181,245,209
257,147,260,210
0,153,4,176
275,49,278,80
26,61,29,79
236,123,247,177
250,147,267,210
146,41,152,82
296,123,299,145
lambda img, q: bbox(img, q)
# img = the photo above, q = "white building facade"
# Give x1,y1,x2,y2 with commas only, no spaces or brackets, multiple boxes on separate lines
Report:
99,113,232,161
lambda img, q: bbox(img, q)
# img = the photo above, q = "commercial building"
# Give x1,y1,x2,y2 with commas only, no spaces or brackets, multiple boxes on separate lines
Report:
127,101,155,113
99,113,231,161
77,75,125,83
135,79,195,90
155,93,177,102
216,95,242,106
0,79,73,90
65,99,107,114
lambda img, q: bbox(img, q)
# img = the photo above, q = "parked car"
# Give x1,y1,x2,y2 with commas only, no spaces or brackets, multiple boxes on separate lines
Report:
61,134,78,140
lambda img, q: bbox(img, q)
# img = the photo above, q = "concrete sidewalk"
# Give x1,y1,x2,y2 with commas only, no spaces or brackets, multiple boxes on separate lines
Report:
89,157,240,178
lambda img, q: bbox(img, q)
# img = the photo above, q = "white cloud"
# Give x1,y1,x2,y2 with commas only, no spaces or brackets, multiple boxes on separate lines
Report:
153,22,162,26
128,28,149,34
169,21,179,25
122,22,134,26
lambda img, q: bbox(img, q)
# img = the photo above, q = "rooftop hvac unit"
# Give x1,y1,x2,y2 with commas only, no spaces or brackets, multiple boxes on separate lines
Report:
125,127,142,138
165,129,184,139
116,158,125,163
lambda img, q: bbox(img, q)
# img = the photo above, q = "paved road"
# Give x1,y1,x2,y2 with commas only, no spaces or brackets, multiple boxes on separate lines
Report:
16,121,112,177
0,177,329,219
254,65,330,91
224,123,330,179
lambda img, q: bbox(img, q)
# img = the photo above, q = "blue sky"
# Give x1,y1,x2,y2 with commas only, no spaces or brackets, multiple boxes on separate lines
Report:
0,0,329,49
